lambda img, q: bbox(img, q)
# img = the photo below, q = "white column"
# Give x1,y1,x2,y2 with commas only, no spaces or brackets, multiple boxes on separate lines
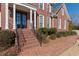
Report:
50,17,51,28
34,11,36,30
30,9,32,29
0,12,1,27
5,3,9,29
13,4,16,29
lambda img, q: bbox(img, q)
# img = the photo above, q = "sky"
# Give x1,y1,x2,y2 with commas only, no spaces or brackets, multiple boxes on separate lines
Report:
65,3,79,25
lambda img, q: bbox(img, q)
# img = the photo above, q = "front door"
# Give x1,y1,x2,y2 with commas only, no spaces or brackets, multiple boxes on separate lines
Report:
16,12,27,28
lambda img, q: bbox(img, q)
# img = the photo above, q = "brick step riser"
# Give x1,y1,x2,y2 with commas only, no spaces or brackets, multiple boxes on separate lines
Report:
18,36,37,40
17,29,40,50
19,41,39,48
25,40,39,45
21,43,39,50
23,36,36,39
18,33,34,36
19,39,38,44
22,33,34,36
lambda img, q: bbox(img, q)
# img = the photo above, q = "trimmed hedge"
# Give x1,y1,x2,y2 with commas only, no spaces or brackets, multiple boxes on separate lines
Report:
37,28,57,35
56,31,77,38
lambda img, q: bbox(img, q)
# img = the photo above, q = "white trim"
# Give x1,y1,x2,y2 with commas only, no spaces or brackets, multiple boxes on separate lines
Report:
43,15,44,27
64,20,67,29
62,8,64,16
49,4,51,12
34,11,36,30
47,16,51,28
5,3,9,29
15,3,37,11
13,4,16,29
39,15,44,28
43,3,44,10
58,18,61,29
49,17,51,28
30,9,32,29
0,12,1,27
39,3,44,10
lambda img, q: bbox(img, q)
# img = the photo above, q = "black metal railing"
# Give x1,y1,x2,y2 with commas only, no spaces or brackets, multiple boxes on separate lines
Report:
15,25,26,52
15,28,21,53
9,20,21,53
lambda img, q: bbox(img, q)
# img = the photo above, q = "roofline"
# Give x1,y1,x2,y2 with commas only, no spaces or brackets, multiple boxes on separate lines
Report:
15,3,37,11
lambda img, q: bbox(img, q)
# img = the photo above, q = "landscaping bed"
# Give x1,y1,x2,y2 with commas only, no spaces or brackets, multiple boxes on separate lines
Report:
0,30,17,56
36,28,77,45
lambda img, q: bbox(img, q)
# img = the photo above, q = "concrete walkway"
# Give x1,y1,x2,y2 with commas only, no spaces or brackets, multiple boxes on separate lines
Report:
60,41,79,56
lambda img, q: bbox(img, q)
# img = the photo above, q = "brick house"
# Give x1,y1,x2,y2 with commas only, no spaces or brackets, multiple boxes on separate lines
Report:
0,3,70,50
0,3,70,31
52,3,71,31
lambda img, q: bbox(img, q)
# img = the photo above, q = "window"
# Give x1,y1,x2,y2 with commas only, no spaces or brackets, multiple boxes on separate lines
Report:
57,19,61,29
47,17,51,28
64,20,67,29
39,15,44,28
62,8,64,16
39,3,44,10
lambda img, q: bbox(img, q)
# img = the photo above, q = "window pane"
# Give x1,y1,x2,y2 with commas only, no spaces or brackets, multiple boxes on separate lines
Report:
40,3,43,9
40,15,43,28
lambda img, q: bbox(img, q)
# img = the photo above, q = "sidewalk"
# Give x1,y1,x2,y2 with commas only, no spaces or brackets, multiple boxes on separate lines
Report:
18,35,78,56
60,40,79,56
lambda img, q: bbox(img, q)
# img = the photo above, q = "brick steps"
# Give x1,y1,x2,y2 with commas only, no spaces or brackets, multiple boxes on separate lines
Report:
17,28,40,51
21,42,39,51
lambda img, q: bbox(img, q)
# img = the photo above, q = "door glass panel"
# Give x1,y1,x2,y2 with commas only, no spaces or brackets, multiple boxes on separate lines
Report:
16,12,27,28
16,12,21,28
22,14,26,28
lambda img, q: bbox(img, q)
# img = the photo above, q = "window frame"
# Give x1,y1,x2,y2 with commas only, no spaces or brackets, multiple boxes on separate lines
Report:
62,8,64,16
64,20,67,29
47,16,51,28
57,18,61,29
39,3,44,10
39,15,44,28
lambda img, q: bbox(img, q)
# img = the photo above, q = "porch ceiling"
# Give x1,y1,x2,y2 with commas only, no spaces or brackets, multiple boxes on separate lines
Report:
16,5,30,12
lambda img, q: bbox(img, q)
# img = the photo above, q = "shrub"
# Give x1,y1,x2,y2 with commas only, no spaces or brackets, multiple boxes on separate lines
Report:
48,28,57,35
70,31,77,35
55,32,62,38
37,28,48,34
0,30,16,51
36,32,48,45
49,34,56,40
55,31,77,38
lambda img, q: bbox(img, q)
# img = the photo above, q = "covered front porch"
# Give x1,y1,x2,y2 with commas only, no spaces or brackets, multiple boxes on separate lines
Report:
5,3,37,30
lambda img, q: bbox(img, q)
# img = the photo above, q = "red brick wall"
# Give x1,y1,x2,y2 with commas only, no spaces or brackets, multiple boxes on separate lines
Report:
1,3,6,29
0,3,1,11
32,3,51,29
53,4,69,32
